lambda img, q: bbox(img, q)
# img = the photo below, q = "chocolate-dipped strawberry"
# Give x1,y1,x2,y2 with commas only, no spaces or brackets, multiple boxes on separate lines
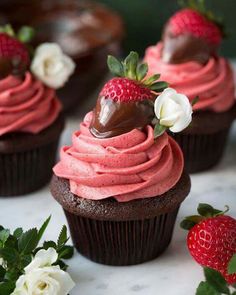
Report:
0,25,34,78
90,52,168,138
162,0,224,64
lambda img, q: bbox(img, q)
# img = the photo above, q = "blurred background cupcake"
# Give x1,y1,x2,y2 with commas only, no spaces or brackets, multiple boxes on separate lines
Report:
0,25,74,196
143,1,236,173
0,0,124,112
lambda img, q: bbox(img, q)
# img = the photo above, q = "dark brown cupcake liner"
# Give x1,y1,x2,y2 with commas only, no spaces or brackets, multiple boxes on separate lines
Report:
172,127,230,173
64,206,179,266
51,172,190,266
0,140,59,196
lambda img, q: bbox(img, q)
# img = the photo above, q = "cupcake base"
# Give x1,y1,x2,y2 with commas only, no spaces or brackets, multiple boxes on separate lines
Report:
172,127,230,173
171,104,236,173
64,207,179,266
0,115,64,196
51,172,190,266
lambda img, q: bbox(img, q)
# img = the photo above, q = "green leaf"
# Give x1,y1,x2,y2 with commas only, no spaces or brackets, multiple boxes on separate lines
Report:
0,230,10,245
150,81,169,92
107,55,124,77
42,241,57,250
143,74,161,86
5,235,17,249
58,245,74,260
17,26,35,43
18,228,38,254
13,228,23,239
196,281,220,295
154,124,166,138
38,216,51,243
57,226,69,248
136,63,148,81
228,254,236,275
204,267,230,294
0,248,20,268
191,96,199,106
197,203,228,218
0,281,15,295
20,254,32,269
0,24,15,37
56,259,68,271
0,266,6,280
180,218,199,230
123,51,139,79
4,270,19,282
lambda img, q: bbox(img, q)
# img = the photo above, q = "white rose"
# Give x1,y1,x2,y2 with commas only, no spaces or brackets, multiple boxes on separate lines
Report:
31,43,76,89
11,248,75,295
154,88,192,133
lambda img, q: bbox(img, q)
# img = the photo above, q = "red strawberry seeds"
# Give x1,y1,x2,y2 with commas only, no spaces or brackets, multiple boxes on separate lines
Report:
99,77,154,102
187,215,236,284
0,33,29,66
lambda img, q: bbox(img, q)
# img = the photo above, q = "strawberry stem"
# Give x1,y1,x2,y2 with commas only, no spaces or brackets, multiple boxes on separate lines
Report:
107,51,168,92
181,203,230,230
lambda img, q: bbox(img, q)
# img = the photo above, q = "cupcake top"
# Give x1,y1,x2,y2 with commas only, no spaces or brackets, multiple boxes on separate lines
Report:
53,52,193,202
144,0,235,113
0,25,75,136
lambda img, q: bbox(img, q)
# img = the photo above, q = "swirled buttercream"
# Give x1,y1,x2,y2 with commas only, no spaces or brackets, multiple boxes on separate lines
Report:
53,112,184,202
0,72,61,136
144,43,235,112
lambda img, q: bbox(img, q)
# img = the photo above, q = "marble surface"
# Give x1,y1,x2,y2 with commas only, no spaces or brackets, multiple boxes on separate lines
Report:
1,64,236,295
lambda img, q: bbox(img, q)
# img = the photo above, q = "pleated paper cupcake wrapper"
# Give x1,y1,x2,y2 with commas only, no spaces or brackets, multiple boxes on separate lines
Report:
64,207,179,266
172,127,230,173
0,140,59,196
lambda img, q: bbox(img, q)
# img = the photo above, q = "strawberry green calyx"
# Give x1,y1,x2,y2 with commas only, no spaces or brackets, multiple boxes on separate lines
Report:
107,51,169,93
0,24,35,44
181,203,230,230
178,0,225,36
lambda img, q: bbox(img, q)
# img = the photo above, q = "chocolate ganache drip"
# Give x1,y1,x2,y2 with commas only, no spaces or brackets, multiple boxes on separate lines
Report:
90,52,168,138
90,96,154,138
161,0,224,64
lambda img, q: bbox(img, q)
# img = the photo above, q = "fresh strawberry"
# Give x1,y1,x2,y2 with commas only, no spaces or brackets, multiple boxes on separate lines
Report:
181,204,236,284
168,8,222,45
0,33,29,65
101,51,168,102
100,77,154,102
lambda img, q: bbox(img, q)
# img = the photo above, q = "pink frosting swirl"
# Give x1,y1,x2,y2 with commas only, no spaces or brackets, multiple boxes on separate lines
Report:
0,72,61,136
144,43,235,112
53,112,184,202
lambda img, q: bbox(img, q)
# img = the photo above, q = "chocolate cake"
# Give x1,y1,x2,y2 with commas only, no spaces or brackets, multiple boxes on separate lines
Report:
0,115,64,196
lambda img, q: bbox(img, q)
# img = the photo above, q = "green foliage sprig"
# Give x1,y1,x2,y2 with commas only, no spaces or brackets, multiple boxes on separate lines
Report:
196,267,236,295
0,216,74,295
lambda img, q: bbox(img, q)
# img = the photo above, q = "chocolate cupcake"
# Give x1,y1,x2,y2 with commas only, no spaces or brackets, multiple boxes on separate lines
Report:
0,25,75,196
51,52,192,265
144,1,236,173
0,0,124,112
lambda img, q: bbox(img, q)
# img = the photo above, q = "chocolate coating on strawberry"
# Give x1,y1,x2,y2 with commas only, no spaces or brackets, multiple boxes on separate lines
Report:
90,52,168,138
162,2,224,64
